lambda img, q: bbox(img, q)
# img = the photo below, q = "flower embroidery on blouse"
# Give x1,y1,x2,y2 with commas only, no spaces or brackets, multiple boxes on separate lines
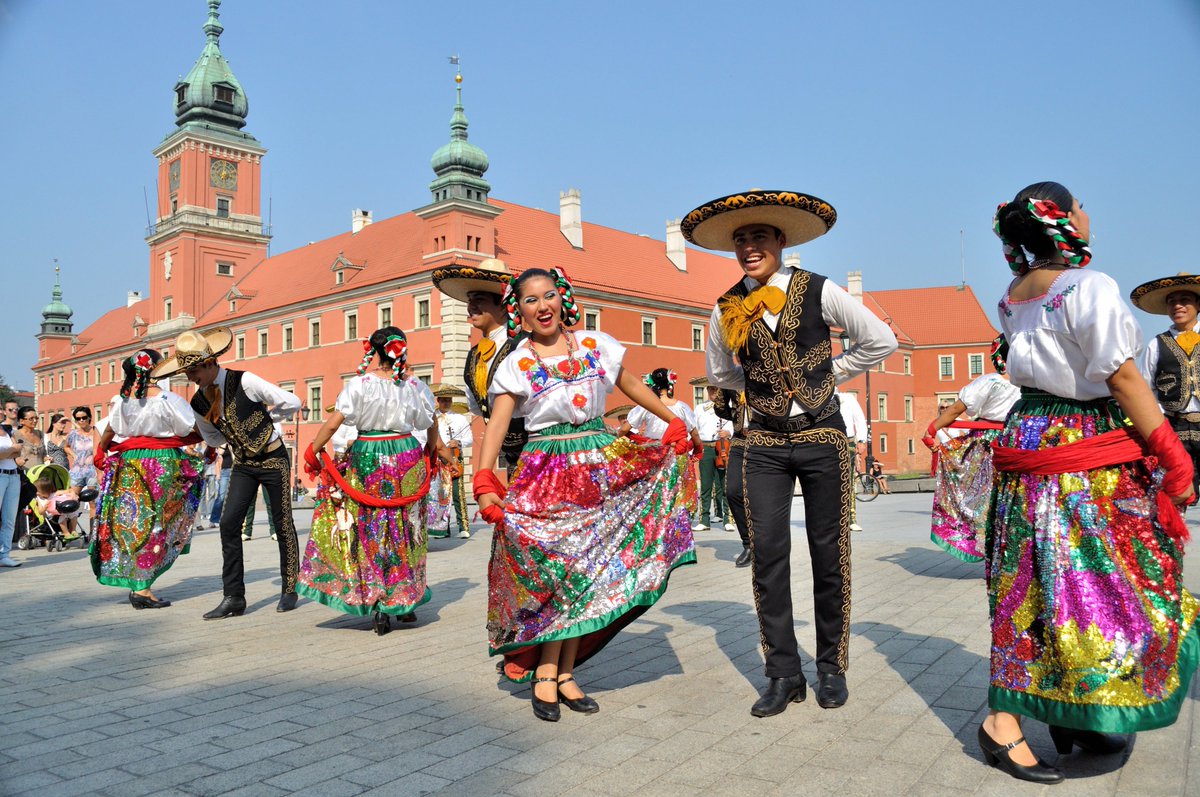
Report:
998,300,1013,318
1042,283,1077,313
521,346,605,395
571,394,588,409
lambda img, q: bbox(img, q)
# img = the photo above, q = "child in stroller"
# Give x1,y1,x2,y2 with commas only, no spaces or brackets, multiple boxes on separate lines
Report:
21,463,98,552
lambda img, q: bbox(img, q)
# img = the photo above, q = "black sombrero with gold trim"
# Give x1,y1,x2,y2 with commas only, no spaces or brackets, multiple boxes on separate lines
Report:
681,189,837,252
432,258,513,303
1130,273,1200,315
151,327,234,379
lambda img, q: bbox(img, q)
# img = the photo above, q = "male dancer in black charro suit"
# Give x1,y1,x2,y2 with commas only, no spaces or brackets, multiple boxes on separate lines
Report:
683,190,897,717
152,328,302,619
432,258,528,477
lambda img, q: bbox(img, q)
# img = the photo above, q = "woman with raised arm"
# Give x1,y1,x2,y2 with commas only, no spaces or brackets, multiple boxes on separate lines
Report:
977,181,1197,784
473,267,696,722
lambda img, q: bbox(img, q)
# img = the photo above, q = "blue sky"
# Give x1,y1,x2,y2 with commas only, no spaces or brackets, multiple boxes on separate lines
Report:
1,0,1198,390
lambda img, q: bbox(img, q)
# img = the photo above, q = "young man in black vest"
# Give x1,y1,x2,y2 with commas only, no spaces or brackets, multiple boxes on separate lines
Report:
683,190,897,717
431,258,528,477
153,329,302,619
1133,273,1200,497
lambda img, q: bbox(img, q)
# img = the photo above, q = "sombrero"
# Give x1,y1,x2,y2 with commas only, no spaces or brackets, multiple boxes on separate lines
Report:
151,327,233,378
603,404,633,420
681,189,837,252
451,401,471,415
1130,273,1200,315
432,258,513,303
689,375,713,388
28,463,70,491
431,383,467,399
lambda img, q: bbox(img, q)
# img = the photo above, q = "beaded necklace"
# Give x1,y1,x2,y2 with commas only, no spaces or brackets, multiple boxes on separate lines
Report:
528,327,584,380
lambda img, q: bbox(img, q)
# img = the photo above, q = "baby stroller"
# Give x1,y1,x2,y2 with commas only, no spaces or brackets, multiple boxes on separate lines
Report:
19,463,97,552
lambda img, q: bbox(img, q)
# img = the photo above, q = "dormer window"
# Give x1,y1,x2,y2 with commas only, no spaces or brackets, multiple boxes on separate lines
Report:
335,270,344,285
175,84,187,105
215,84,235,104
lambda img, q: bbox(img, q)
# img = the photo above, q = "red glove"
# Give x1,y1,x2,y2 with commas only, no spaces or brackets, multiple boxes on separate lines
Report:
661,417,691,455
479,503,505,525
204,446,218,464
1146,421,1194,543
691,440,704,458
472,468,506,501
303,443,323,478
94,445,108,472
921,422,938,451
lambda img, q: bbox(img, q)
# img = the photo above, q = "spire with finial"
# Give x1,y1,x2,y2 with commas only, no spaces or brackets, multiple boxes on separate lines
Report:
40,260,74,337
171,0,254,139
429,67,491,205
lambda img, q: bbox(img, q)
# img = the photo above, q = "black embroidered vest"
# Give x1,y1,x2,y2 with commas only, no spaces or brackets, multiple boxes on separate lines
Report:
720,270,835,419
463,332,528,453
714,389,748,440
190,370,276,461
1154,333,1200,413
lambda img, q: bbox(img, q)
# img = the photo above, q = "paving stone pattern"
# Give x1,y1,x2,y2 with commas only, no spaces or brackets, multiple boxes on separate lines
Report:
1,494,1196,796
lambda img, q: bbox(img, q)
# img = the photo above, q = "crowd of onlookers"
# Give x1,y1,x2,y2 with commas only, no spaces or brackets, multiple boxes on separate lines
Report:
0,399,102,566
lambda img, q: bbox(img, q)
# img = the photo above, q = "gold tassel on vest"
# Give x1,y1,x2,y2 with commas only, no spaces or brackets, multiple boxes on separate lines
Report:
718,286,787,351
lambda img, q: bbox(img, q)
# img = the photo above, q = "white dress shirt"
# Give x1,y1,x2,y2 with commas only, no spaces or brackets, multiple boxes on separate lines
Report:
466,326,508,417
693,400,732,442
836,391,868,443
437,411,474,449
195,367,302,448
1139,319,1200,413
707,265,898,416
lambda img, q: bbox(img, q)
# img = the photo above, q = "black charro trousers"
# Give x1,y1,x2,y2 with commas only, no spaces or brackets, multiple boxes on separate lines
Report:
724,442,750,547
218,446,299,597
743,416,853,678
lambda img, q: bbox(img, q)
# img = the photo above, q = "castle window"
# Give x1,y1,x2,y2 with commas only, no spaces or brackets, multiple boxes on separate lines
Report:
335,270,344,285
170,196,178,214
416,297,431,328
215,85,235,104
641,318,656,346
309,319,321,347
216,196,231,218
969,353,985,377
235,335,245,359
939,355,954,380
216,262,233,277
258,329,268,355
692,325,704,351
378,303,392,328
345,311,358,340
585,310,599,332
164,298,173,321
282,324,293,352
175,85,187,105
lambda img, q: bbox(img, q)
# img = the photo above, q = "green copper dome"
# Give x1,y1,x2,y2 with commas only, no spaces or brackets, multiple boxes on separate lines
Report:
173,0,249,132
429,75,491,204
41,267,74,336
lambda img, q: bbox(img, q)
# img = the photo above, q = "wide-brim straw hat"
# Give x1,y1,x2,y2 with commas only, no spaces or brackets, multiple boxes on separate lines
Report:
432,258,514,303
430,383,467,399
603,403,633,420
1129,273,1200,315
681,189,837,252
450,401,471,415
689,375,713,388
151,327,233,378
27,463,70,491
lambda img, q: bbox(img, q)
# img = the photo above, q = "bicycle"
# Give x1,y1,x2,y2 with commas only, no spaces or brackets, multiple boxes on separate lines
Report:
855,471,880,502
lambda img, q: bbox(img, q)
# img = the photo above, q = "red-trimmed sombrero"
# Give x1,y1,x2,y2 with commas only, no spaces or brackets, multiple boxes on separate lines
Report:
432,258,513,303
681,189,837,252
1130,273,1200,315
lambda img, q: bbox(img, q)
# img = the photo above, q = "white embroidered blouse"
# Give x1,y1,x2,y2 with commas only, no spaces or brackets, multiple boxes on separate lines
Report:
489,331,626,432
335,374,435,433
997,269,1143,401
627,401,697,440
957,373,1021,422
107,391,197,438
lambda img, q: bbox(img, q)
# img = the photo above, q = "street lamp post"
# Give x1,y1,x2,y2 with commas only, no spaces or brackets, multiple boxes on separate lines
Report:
839,332,873,462
293,403,310,497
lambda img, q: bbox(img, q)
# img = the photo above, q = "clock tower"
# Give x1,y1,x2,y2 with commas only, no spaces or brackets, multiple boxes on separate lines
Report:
146,0,269,332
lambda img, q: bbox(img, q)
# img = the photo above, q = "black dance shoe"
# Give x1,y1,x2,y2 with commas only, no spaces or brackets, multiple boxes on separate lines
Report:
531,677,561,722
372,611,392,636
557,675,599,714
202,595,247,620
977,725,1064,784
276,592,298,613
735,547,752,568
1048,725,1127,756
816,672,849,709
750,674,806,717
129,592,171,610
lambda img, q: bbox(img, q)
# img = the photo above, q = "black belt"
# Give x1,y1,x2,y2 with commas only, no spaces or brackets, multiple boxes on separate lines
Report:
750,396,840,434
1167,411,1200,423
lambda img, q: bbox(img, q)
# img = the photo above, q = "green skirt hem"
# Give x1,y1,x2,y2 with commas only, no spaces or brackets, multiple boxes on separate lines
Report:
489,551,698,675
428,528,451,539
929,533,983,564
295,583,431,617
524,419,613,455
92,543,191,591
988,622,1200,733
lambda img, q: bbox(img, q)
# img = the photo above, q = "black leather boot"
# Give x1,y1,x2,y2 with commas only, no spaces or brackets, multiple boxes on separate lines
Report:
750,675,806,717
202,595,247,620
816,672,849,708
735,547,752,568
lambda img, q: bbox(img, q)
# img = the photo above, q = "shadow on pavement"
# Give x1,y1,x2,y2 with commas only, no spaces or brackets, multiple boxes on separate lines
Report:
660,600,785,690
877,546,981,580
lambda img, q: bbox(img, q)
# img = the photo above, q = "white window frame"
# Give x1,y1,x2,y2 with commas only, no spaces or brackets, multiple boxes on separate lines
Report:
939,355,955,381
282,323,294,352
879,434,888,454
258,329,268,356
164,298,173,321
907,438,915,455
877,393,888,422
345,310,358,341
307,381,323,422
309,318,321,348
378,302,392,329
904,395,913,422
216,195,232,218
235,334,245,360
969,352,985,377
693,386,705,407
335,270,344,285
584,309,600,332
691,324,704,352
903,354,911,375
641,317,657,346
410,364,433,386
414,294,431,329
109,362,116,382
216,262,234,277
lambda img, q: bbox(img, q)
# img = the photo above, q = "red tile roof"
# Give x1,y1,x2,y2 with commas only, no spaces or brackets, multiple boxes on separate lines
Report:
868,285,997,345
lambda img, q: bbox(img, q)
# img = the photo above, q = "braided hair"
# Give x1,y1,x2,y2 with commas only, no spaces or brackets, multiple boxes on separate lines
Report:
503,267,583,338
356,326,409,383
120,349,162,399
643,367,678,398
993,181,1091,274
990,334,1009,376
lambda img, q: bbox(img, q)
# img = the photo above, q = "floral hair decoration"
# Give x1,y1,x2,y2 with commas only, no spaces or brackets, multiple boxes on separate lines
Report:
990,334,1009,375
993,198,1092,275
502,282,521,339
121,350,155,399
548,267,582,327
356,339,374,376
383,334,407,383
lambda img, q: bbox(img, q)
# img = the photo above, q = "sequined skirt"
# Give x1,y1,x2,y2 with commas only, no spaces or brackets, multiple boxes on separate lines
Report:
987,392,1199,732
90,448,203,590
297,435,431,616
427,466,451,538
931,428,1004,563
489,418,697,682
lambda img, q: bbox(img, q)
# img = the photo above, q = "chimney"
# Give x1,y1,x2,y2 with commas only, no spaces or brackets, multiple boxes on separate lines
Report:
784,252,801,270
127,290,142,307
847,270,863,303
352,209,372,234
560,188,583,249
666,218,686,271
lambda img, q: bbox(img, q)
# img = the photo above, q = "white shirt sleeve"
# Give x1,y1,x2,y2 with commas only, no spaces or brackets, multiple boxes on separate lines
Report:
163,392,198,437
412,382,436,432
822,281,898,383
457,415,474,448
626,406,651,434
1066,272,1143,383
1140,334,1161,396
706,303,745,391
239,371,302,422
334,380,361,427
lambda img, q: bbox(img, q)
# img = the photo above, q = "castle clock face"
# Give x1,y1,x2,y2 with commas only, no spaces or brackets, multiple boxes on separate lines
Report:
209,158,238,190
168,160,181,191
